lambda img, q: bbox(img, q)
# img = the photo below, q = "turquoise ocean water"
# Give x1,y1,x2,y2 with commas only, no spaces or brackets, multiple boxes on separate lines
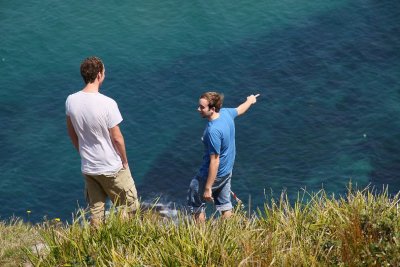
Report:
0,1,399,222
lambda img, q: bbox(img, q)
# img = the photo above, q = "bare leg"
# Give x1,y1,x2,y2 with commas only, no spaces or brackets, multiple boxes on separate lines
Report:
194,212,206,223
221,209,232,219
90,216,103,228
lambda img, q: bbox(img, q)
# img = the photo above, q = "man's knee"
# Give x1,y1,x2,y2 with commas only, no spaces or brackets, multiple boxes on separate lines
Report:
194,212,206,223
89,202,106,224
221,209,232,219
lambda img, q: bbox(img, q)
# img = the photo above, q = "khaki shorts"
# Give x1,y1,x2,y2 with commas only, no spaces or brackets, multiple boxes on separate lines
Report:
83,168,139,221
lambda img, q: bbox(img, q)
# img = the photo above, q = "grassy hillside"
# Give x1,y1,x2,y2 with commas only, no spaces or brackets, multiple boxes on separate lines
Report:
1,185,400,266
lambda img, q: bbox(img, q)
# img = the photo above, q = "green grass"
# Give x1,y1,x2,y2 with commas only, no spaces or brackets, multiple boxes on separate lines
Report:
2,185,400,266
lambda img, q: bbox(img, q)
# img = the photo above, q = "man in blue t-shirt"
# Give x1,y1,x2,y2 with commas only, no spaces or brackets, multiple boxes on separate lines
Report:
187,91,259,222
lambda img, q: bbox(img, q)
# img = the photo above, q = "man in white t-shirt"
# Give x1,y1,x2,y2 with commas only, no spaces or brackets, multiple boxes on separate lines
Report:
66,56,139,226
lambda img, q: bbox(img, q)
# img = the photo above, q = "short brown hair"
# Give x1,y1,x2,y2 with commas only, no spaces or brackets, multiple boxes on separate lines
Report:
80,56,104,84
200,92,224,112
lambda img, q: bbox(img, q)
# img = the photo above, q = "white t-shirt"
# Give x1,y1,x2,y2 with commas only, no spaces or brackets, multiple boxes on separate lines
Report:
66,91,123,175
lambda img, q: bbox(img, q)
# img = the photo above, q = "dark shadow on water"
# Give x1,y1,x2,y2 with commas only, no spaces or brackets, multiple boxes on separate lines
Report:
137,0,400,208
1,0,400,222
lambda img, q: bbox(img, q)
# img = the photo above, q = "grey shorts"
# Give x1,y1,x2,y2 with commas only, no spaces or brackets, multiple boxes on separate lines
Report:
187,172,233,214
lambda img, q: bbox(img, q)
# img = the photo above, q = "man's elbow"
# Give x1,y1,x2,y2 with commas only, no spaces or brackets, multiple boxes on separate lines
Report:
112,135,124,145
210,154,220,164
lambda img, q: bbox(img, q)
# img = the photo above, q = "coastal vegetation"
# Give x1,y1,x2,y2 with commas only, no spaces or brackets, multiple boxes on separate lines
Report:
1,185,400,266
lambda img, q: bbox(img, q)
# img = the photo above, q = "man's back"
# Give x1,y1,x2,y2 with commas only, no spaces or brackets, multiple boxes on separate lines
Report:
66,91,123,175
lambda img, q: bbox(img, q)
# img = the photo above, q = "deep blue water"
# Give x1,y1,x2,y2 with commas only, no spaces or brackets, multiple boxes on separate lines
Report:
0,0,399,222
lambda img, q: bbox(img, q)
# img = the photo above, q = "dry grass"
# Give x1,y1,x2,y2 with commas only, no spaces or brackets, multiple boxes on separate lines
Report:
2,185,400,266
0,218,41,266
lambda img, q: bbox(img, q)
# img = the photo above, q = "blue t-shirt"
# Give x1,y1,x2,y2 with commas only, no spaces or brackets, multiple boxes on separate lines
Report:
198,108,238,178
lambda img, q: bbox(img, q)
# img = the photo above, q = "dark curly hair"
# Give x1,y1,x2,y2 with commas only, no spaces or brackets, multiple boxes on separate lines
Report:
80,56,104,84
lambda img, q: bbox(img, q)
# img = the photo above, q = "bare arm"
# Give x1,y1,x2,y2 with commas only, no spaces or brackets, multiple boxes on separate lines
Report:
236,94,260,116
109,124,129,169
203,154,220,201
66,116,79,152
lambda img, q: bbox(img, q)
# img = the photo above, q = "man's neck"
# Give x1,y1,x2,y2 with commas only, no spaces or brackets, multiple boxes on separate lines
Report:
208,112,220,121
82,83,99,93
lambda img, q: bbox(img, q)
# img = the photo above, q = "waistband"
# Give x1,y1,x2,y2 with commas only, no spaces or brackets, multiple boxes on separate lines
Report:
196,172,232,187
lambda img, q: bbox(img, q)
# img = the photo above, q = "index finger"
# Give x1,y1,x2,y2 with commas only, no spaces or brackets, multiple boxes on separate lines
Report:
254,94,260,98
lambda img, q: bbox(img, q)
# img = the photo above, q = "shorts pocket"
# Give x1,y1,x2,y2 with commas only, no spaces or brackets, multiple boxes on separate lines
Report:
112,168,134,190
125,186,139,210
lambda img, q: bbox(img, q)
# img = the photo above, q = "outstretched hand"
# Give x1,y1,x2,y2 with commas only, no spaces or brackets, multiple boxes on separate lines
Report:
247,94,260,104
237,93,260,116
